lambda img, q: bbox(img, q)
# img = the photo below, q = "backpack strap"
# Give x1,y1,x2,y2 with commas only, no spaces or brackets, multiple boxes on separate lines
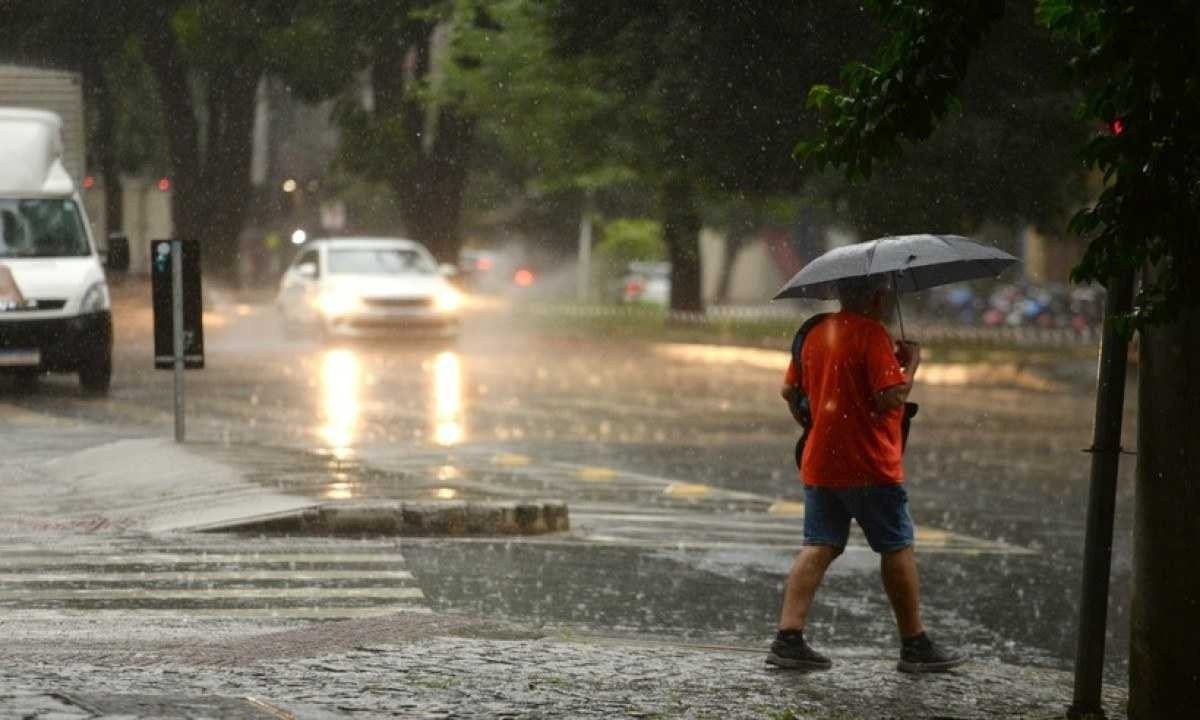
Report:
789,313,831,470
790,312,831,373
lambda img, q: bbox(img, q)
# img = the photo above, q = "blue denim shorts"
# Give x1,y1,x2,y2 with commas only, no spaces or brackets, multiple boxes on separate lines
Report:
803,484,915,554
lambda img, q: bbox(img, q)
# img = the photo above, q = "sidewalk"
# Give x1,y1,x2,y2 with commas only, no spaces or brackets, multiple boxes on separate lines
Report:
0,610,1129,719
0,416,566,537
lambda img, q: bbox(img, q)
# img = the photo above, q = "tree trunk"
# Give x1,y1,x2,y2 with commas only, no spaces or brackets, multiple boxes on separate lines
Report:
90,69,123,234
142,15,202,254
660,176,703,313
198,67,259,277
142,11,259,281
1128,300,1200,718
398,107,475,263
373,22,475,264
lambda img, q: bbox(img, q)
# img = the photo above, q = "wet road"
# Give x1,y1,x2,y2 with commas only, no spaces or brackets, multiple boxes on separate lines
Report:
0,283,1137,683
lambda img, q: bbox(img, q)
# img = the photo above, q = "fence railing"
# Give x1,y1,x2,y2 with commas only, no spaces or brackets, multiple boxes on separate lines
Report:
515,302,1101,349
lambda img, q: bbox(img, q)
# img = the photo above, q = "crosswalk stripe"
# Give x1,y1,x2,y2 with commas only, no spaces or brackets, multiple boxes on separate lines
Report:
5,606,434,620
0,553,407,567
0,538,428,619
0,570,415,583
0,587,426,601
569,509,1034,556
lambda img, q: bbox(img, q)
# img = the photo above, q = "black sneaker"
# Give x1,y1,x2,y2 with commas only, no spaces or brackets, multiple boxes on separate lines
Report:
766,630,833,670
897,633,967,673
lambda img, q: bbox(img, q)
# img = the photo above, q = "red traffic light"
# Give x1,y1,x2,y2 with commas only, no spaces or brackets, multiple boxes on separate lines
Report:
157,177,171,192
514,269,535,287
1109,119,1125,136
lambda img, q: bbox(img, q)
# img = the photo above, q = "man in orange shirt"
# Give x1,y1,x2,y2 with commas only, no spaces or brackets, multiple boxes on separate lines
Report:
767,274,966,673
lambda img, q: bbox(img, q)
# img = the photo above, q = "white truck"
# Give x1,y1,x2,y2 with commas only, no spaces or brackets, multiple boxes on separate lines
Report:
0,66,115,394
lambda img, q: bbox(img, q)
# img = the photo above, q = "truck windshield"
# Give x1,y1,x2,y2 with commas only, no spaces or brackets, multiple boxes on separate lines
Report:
0,198,90,258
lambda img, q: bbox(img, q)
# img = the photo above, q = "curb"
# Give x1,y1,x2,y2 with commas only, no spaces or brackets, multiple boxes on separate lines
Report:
190,499,570,537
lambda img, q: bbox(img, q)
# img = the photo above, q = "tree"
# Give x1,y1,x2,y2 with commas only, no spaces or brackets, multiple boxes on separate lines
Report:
450,1,875,311
807,0,1091,241
545,1,874,312
1,2,333,276
274,0,479,263
0,2,159,236
799,1,1200,717
137,1,314,277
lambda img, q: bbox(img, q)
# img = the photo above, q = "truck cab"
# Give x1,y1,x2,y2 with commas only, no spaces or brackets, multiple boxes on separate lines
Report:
0,108,113,394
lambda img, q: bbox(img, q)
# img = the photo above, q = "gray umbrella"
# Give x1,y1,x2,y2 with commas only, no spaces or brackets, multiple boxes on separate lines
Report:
773,234,1019,338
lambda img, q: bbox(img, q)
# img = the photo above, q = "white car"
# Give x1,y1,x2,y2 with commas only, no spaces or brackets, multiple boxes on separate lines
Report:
621,261,670,305
277,237,461,338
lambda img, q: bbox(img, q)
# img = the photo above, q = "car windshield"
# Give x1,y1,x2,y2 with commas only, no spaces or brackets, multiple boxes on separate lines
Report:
0,198,90,258
327,248,435,275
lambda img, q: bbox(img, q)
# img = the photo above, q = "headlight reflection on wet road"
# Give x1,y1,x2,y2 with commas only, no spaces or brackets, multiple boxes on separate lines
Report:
433,351,464,446
320,348,361,456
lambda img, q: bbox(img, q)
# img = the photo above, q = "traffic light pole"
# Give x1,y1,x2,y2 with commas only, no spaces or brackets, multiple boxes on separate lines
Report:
1068,269,1135,719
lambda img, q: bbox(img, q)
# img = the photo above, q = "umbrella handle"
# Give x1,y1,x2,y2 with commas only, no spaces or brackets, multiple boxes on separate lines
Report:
893,272,907,342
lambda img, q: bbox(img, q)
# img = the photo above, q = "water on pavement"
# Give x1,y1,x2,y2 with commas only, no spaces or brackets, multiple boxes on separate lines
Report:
0,285,1136,685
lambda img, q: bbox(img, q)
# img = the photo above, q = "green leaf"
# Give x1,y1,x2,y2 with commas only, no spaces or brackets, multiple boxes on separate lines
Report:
807,84,834,111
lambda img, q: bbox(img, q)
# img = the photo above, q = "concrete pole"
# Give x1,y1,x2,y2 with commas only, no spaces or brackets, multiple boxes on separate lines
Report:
171,239,185,443
576,189,594,301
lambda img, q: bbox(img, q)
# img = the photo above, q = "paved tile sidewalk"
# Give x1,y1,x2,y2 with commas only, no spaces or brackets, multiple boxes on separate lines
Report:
2,616,1128,720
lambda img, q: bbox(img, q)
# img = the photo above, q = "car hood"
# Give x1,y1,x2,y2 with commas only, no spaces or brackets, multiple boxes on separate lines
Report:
325,273,446,298
0,256,102,302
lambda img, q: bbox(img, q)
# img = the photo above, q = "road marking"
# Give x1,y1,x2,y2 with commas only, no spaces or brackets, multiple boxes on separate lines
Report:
569,509,1035,556
663,482,713,498
0,538,429,618
0,587,426,601
402,533,1035,556
767,500,805,516
0,552,407,567
353,451,1036,557
0,570,415,583
576,466,617,481
2,606,434,620
493,453,531,467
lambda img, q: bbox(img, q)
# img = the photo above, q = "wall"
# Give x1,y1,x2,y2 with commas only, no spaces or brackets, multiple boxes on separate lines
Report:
1022,226,1087,284
84,176,174,275
700,229,789,305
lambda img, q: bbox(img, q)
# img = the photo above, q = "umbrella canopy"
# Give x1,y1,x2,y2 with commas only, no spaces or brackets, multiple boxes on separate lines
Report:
774,234,1018,301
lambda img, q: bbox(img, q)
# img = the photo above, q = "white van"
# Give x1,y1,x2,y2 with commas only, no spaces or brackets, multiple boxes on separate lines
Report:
0,108,113,394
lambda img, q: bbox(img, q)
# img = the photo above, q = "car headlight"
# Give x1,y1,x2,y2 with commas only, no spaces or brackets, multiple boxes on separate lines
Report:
80,281,111,313
434,287,461,313
316,290,363,317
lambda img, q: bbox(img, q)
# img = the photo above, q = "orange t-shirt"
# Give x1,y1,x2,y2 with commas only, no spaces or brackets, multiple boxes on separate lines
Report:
784,311,908,487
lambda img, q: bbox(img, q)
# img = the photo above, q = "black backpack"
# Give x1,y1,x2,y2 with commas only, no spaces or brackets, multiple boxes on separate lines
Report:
788,315,918,470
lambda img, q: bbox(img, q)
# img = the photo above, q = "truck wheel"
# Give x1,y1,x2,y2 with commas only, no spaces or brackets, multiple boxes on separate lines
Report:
79,356,112,396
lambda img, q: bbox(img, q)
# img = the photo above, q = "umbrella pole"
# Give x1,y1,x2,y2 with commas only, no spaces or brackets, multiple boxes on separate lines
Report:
893,273,907,341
